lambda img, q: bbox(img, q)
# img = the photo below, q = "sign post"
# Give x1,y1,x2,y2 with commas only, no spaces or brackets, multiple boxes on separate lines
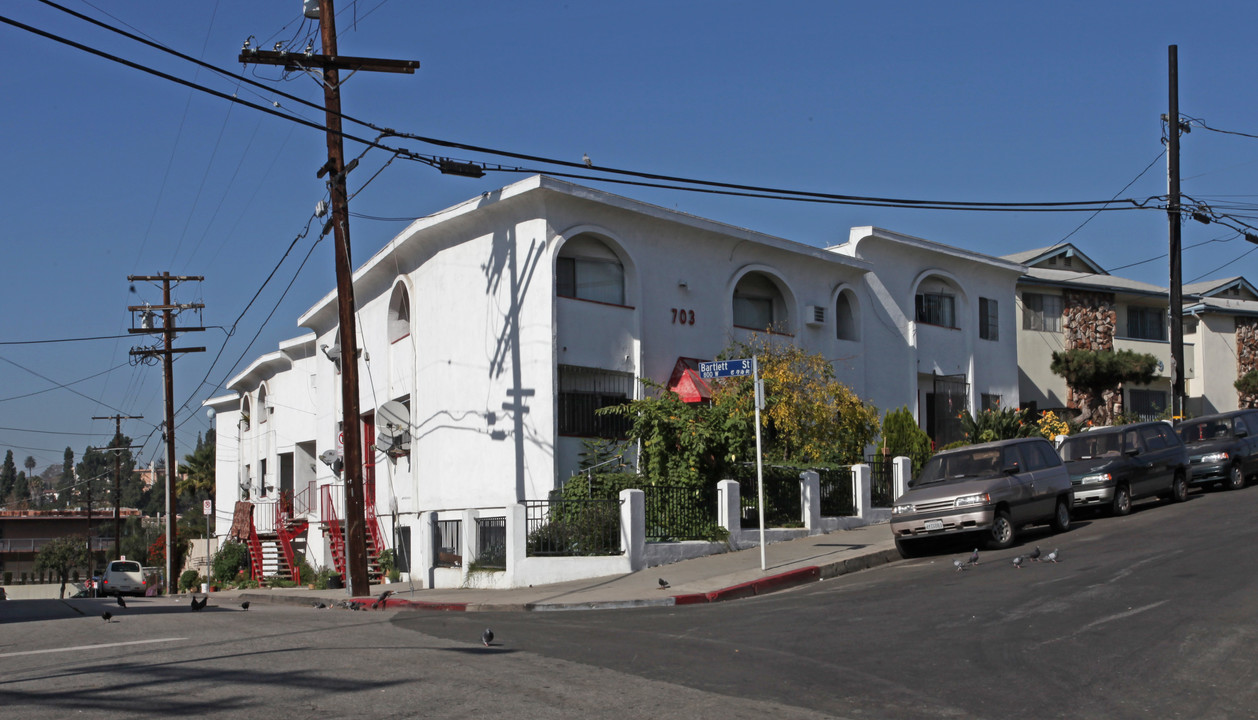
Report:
699,357,768,570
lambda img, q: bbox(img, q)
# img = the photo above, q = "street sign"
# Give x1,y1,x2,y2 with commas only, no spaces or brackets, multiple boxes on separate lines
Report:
698,359,753,379
202,500,211,515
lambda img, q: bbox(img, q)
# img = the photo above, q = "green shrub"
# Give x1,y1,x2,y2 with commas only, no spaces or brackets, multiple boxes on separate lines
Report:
3,571,10,585
20,572,27,585
211,541,250,584
293,555,316,586
178,569,202,593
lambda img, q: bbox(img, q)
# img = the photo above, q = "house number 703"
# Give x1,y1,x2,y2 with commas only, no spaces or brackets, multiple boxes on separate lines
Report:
672,308,695,325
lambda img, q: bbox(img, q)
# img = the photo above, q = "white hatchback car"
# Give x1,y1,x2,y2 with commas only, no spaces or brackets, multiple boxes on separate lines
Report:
100,560,146,597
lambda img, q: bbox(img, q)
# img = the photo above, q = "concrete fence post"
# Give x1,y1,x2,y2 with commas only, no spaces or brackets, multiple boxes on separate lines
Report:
892,456,912,500
460,508,476,587
506,503,527,586
620,489,645,570
416,511,435,589
799,470,820,531
852,464,872,520
717,479,741,536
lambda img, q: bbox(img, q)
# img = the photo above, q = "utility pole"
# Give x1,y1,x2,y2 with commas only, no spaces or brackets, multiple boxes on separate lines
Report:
239,1,417,597
128,273,205,594
1167,45,1186,419
91,414,143,559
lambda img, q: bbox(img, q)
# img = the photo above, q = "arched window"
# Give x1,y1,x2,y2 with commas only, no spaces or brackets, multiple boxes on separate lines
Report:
915,276,959,329
257,386,268,424
388,284,411,343
835,289,859,341
556,234,625,305
733,271,789,332
240,396,252,432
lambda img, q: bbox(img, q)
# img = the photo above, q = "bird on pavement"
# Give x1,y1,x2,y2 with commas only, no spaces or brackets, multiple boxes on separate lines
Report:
953,559,966,572
116,595,126,608
658,578,670,590
1029,546,1042,562
312,602,327,609
102,611,113,623
482,628,494,647
1012,556,1024,569
967,548,980,566
240,601,251,611
190,596,207,611
372,590,393,609
1045,549,1059,563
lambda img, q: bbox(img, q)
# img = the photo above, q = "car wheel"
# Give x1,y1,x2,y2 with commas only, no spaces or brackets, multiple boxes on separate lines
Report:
894,536,923,559
1111,484,1132,516
1050,497,1072,533
986,510,1016,550
1228,464,1246,491
1170,471,1188,503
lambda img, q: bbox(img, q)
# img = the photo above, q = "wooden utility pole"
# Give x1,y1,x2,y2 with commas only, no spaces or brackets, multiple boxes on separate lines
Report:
239,1,417,597
1167,45,1186,419
91,414,143,559
129,273,205,594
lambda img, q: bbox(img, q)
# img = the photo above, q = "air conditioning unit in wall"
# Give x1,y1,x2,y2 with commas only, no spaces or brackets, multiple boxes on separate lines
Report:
805,305,826,327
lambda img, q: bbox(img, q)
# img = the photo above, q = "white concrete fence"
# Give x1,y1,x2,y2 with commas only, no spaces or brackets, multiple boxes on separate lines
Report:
408,458,913,590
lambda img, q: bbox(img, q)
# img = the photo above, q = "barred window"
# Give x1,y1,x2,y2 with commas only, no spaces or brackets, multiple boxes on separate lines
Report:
557,365,634,438
916,292,956,328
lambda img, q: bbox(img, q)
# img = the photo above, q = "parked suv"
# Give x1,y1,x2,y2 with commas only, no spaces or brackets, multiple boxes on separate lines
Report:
1177,410,1258,491
100,560,146,597
890,437,1073,558
1058,421,1189,516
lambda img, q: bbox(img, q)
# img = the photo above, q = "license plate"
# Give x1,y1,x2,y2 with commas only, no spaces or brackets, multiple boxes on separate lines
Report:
923,519,944,532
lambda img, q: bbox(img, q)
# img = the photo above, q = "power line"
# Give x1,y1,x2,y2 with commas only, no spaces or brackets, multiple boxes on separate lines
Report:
0,333,136,345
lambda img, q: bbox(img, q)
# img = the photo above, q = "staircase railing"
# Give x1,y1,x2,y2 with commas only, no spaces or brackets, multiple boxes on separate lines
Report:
245,516,265,582
274,499,309,585
321,484,347,579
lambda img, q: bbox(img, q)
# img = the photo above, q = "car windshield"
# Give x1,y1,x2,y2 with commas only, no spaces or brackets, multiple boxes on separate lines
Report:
915,448,1003,485
1179,419,1232,443
1059,432,1124,461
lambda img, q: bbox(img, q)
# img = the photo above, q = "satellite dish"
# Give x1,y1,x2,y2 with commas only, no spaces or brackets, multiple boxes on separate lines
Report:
376,401,411,458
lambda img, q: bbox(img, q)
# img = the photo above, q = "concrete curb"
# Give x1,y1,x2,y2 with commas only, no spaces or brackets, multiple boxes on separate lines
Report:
240,546,902,613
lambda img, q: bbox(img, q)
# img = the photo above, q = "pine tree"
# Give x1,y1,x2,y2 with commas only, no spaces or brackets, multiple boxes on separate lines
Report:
0,450,16,501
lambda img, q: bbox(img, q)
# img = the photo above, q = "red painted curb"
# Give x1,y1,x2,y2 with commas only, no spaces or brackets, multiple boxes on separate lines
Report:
670,566,822,605
348,597,468,612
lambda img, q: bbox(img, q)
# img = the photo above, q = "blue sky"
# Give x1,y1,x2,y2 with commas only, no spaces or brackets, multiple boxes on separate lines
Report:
2,0,1258,474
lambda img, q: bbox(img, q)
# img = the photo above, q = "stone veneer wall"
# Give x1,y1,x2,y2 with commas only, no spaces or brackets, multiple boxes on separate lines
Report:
1062,290,1120,419
1236,318,1258,408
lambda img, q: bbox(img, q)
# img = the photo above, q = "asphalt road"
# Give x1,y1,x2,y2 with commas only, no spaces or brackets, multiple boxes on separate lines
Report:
2,485,1255,719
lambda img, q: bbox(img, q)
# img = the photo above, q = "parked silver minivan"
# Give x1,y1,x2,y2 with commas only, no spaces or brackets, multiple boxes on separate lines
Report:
890,437,1074,557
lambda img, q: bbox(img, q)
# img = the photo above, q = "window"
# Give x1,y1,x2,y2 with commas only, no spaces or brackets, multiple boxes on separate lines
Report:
556,235,625,305
434,519,461,567
557,365,634,438
257,387,268,423
1022,293,1062,332
979,297,998,340
1127,307,1166,341
387,284,410,343
733,272,788,331
981,393,1002,411
915,292,956,328
835,290,859,341
1128,389,1168,421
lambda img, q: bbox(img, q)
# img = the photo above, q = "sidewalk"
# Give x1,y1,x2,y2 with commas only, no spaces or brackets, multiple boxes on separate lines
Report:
236,521,901,613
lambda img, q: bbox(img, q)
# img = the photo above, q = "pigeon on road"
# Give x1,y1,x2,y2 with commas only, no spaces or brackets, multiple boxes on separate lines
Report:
953,559,966,572
372,590,393,609
967,548,980,566
116,595,126,608
658,578,670,590
1045,549,1059,563
102,611,112,623
190,596,207,611
240,601,251,611
482,628,494,647
1012,555,1024,569
1029,546,1042,562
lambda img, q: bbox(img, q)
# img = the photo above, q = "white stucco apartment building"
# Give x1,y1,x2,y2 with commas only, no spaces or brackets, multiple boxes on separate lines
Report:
208,175,1025,588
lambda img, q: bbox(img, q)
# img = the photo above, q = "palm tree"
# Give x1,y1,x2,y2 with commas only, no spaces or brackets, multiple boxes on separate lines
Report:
177,432,215,507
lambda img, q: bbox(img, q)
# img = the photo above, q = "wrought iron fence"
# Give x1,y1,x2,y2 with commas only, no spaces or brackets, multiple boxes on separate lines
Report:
864,454,932,507
474,516,506,569
642,485,717,541
733,464,802,529
525,498,623,557
433,519,462,568
817,467,855,517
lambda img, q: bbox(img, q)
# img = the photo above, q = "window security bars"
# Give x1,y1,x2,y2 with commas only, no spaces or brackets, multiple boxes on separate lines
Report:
433,519,462,568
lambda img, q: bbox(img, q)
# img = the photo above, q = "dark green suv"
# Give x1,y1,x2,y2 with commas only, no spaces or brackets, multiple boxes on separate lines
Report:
1058,421,1189,516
